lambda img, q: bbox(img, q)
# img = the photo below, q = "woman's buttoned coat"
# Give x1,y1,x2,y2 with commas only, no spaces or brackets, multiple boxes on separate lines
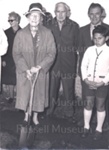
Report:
13,24,56,112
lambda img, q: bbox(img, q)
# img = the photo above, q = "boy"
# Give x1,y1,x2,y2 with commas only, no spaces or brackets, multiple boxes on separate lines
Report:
81,25,109,140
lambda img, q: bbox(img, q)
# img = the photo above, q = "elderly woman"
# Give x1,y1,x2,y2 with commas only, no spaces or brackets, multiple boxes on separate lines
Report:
2,11,21,103
13,3,56,125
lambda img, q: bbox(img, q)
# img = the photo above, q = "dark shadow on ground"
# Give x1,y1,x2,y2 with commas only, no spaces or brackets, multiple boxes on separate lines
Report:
0,109,109,149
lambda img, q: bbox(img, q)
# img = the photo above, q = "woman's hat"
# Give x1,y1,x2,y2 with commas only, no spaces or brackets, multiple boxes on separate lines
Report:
25,3,45,16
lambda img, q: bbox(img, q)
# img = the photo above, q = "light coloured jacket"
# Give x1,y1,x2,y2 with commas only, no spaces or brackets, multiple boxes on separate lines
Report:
81,44,109,85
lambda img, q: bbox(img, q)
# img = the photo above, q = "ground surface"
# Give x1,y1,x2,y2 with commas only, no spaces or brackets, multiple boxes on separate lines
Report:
0,76,109,149
0,109,109,149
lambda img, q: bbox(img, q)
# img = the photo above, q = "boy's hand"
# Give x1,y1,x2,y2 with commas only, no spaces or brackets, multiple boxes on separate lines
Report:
84,79,104,89
89,83,97,89
84,78,97,89
95,81,104,88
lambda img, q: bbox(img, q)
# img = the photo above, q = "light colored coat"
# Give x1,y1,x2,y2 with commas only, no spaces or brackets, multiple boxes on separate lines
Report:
13,24,56,112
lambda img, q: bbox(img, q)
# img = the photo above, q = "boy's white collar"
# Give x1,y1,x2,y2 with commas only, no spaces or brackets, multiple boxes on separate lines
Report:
95,43,107,50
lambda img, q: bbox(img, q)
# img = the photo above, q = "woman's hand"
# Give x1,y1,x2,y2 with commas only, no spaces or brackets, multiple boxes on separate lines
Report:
26,70,32,80
30,66,41,74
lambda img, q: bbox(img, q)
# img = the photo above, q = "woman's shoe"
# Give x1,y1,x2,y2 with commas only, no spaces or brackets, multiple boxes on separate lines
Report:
32,117,39,126
32,119,39,126
22,120,28,127
31,119,39,128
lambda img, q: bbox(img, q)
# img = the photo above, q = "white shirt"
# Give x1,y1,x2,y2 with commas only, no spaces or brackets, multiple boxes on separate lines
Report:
81,44,109,85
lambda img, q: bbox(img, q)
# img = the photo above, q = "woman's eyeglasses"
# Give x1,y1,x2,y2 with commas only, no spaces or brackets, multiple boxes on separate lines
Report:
8,19,15,22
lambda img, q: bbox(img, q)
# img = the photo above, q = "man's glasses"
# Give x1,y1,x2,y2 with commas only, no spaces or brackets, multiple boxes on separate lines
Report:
8,19,15,22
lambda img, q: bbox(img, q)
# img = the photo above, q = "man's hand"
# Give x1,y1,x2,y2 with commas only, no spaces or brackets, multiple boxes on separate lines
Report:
30,66,41,74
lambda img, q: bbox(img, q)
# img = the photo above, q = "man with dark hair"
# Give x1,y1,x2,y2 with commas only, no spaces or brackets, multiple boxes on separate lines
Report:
78,3,109,127
87,3,104,15
79,3,109,73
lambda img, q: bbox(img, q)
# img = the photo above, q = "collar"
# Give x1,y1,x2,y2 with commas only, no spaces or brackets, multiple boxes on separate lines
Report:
95,43,107,51
52,17,72,26
90,22,102,29
11,26,21,33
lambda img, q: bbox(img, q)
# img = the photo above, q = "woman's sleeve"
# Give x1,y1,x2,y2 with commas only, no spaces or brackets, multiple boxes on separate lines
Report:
38,30,56,73
12,31,28,73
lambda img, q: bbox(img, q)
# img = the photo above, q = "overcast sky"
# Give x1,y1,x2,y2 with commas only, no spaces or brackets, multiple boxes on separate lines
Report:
0,0,109,29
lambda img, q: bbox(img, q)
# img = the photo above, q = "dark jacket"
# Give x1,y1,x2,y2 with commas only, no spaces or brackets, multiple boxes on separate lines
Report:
49,17,79,75
2,27,21,85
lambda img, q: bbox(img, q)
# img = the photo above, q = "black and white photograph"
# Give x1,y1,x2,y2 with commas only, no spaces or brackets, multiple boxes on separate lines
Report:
0,0,109,149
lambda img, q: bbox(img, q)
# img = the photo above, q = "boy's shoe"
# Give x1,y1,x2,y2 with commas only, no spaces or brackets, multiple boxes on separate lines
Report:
103,122,109,131
93,130,102,140
81,128,89,138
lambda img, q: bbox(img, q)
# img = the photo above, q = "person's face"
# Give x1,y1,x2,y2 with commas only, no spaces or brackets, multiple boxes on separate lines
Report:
55,4,67,22
8,16,18,28
88,7,102,25
93,33,108,47
28,11,41,27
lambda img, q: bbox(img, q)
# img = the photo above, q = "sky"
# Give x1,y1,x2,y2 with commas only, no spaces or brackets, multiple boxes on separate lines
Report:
0,0,109,29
